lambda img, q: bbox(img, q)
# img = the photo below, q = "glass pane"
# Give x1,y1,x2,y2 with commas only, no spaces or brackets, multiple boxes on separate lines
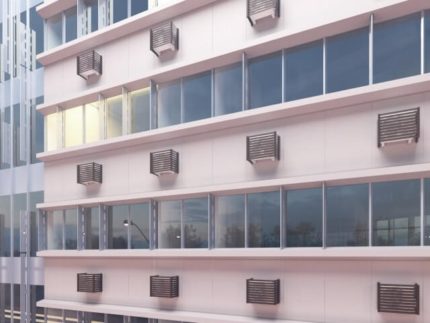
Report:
107,205,128,249
29,191,44,256
326,184,369,246
425,178,430,245
0,195,11,257
215,194,245,248
47,210,63,250
247,191,280,247
183,71,212,122
214,63,242,116
64,209,77,250
373,13,421,83
64,310,77,323
157,81,181,128
130,203,150,249
46,13,62,49
372,179,420,246
183,197,208,248
85,102,101,143
64,106,83,147
130,88,150,133
248,51,282,109
285,188,322,247
85,0,98,33
1,106,11,169
0,284,11,323
158,200,181,248
13,284,19,321
113,0,128,23
46,113,58,151
31,97,44,163
13,104,26,167
106,95,123,138
30,285,44,323
84,312,105,323
285,40,323,101
107,314,124,323
13,193,26,256
84,207,99,250
426,11,430,73
326,28,369,93
131,0,148,16
130,317,149,323
65,6,77,43
30,6,44,59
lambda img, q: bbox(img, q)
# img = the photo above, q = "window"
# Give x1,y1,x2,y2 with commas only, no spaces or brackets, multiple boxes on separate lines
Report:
64,209,78,250
84,101,101,143
83,207,99,249
64,106,83,147
46,13,63,49
31,96,44,164
158,200,181,248
425,11,430,73
46,210,64,250
215,194,245,248
248,51,282,109
285,40,323,101
372,179,420,246
46,113,59,151
45,209,78,250
247,191,280,248
29,191,44,256
106,95,123,138
157,81,181,128
0,195,11,256
183,198,208,248
130,203,150,249
183,71,212,123
285,188,322,247
425,179,430,245
13,193,26,256
373,13,421,83
326,27,369,93
113,0,128,23
326,184,369,246
30,6,44,68
131,0,149,16
214,63,243,116
65,6,77,43
1,106,11,169
130,88,150,133
107,205,128,249
13,104,26,167
83,0,98,34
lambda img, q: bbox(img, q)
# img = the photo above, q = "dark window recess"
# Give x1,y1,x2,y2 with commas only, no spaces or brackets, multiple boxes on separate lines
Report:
150,21,179,57
377,283,419,315
150,149,179,176
246,278,280,305
247,0,280,26
77,273,103,293
150,275,179,298
246,131,280,164
377,107,419,147
77,162,103,185
77,50,102,80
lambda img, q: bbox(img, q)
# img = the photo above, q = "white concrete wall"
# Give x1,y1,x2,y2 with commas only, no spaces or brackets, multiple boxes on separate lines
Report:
43,256,430,323
43,92,430,203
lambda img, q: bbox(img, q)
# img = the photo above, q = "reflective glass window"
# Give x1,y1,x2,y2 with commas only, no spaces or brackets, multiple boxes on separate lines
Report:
285,188,322,247
106,95,123,138
47,210,63,250
157,81,181,128
113,0,128,23
13,104,26,166
29,191,43,256
158,200,181,248
214,63,242,116
373,13,421,83
31,96,44,164
372,179,420,246
84,102,101,143
13,193,26,256
0,195,11,256
84,0,98,33
64,209,77,250
107,205,128,249
131,0,148,16
130,203,150,249
285,40,323,101
215,194,245,248
326,184,369,246
326,28,369,93
249,51,282,109
65,6,77,42
183,71,212,122
1,106,11,169
30,6,44,67
247,191,280,247
130,88,150,133
183,198,208,248
84,207,99,250
64,106,83,147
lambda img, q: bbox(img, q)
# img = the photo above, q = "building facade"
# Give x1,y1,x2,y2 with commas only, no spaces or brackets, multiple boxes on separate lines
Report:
36,0,430,322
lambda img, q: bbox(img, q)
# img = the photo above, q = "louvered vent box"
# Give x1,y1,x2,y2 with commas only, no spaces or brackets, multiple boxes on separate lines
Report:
247,131,280,164
247,278,280,305
150,275,179,298
377,108,419,147
377,283,419,315
77,162,103,185
77,50,102,80
247,0,280,25
150,149,179,176
77,273,103,293
150,21,179,57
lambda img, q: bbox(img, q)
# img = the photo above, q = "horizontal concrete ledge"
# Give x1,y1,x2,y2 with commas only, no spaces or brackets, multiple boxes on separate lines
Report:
37,247,430,260
37,73,430,162
37,162,430,210
36,299,311,323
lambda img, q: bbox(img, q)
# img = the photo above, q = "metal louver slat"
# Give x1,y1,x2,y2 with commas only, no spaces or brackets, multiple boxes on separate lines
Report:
247,0,280,26
77,162,103,185
246,278,280,305
77,50,102,80
150,149,179,176
77,273,103,293
377,283,419,315
377,107,419,147
246,131,280,164
150,275,179,298
150,21,179,57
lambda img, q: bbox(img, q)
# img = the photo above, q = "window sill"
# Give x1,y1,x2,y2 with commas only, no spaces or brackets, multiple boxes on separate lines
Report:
37,246,430,260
